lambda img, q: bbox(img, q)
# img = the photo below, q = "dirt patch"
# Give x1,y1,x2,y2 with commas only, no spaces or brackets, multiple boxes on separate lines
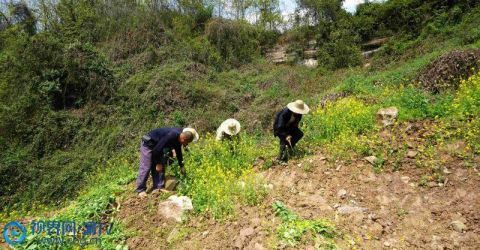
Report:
416,49,480,93
320,92,348,108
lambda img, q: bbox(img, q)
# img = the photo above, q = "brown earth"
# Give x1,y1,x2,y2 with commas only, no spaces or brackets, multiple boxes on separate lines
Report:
118,121,480,249
416,49,480,93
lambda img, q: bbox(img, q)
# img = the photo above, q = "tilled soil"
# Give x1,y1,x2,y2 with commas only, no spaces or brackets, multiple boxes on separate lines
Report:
119,156,479,249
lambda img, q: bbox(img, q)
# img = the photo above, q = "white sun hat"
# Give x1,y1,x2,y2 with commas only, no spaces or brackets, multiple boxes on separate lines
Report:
220,118,241,135
182,127,199,142
287,100,310,115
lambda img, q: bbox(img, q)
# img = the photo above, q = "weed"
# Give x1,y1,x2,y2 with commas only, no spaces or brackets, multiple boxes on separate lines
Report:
272,201,336,247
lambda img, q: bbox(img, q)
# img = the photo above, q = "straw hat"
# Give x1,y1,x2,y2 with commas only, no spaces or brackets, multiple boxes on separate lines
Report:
182,127,199,142
287,100,310,115
220,119,241,135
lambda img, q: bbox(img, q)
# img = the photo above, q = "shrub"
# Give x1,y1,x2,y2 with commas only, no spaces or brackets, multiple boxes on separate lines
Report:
205,19,260,67
316,28,363,70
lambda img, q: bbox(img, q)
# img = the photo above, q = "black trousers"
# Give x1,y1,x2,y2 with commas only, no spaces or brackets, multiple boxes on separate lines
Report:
277,127,304,161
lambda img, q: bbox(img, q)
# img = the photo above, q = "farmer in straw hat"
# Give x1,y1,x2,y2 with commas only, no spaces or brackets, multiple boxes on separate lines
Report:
216,118,241,141
136,127,199,197
273,100,310,163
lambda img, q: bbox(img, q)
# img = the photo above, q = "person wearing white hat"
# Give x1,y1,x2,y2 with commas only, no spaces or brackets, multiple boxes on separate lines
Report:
136,127,198,197
216,119,241,141
273,100,310,163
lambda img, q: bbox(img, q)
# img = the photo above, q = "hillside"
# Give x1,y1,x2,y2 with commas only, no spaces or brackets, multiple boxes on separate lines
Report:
1,0,480,249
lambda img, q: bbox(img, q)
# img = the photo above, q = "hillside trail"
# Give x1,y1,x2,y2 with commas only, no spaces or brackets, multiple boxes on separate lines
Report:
118,121,480,249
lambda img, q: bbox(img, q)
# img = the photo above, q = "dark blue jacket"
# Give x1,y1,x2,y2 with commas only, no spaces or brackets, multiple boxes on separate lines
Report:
273,108,302,137
147,127,183,167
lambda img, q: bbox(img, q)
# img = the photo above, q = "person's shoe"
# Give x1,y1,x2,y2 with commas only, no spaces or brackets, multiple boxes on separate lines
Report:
138,191,147,198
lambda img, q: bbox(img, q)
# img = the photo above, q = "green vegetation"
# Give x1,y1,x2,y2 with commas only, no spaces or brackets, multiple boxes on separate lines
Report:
179,136,275,219
272,201,336,248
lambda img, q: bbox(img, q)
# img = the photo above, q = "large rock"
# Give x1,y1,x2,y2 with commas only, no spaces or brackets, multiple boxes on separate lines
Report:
376,107,398,127
158,195,193,222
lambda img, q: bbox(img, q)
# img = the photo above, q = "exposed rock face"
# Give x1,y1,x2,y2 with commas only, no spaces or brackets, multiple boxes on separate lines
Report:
377,107,398,127
303,58,318,68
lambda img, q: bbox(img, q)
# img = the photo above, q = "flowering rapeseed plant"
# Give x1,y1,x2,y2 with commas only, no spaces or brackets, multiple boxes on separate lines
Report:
179,134,275,219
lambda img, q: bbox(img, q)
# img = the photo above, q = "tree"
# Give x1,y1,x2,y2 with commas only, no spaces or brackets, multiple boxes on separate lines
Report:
256,0,282,30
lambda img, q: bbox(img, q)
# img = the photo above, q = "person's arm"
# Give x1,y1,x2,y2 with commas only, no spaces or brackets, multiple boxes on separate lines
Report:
174,145,186,176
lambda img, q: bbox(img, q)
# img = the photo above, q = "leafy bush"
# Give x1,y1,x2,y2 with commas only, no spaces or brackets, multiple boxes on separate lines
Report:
316,23,363,70
205,19,260,67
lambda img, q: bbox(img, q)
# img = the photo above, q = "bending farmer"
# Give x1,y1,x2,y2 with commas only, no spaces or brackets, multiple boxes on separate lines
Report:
136,127,199,197
216,118,241,141
273,100,310,163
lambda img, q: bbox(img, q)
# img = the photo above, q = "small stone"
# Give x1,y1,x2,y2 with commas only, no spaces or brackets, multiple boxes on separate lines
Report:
401,176,410,184
167,228,179,243
263,183,274,190
337,189,347,199
370,222,383,237
443,167,452,174
451,220,467,232
254,243,266,250
364,156,378,165
240,227,255,237
407,150,418,158
337,205,367,215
